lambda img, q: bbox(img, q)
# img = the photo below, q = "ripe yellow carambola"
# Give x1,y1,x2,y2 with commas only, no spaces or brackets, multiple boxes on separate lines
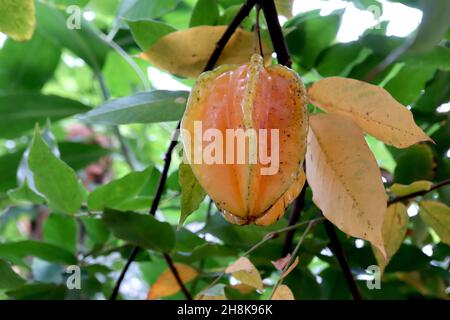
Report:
181,54,308,226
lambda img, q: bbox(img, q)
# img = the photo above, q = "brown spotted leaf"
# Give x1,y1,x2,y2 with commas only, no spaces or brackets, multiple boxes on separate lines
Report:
141,26,272,78
308,77,431,148
306,114,387,255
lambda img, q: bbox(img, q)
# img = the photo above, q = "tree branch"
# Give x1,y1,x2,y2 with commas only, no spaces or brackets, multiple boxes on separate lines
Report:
163,252,193,300
260,0,292,67
323,219,362,300
109,0,258,300
362,41,411,83
204,0,259,71
388,178,450,205
270,220,315,299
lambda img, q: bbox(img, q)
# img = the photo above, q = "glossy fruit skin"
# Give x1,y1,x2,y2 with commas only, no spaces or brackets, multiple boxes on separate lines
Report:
181,54,308,226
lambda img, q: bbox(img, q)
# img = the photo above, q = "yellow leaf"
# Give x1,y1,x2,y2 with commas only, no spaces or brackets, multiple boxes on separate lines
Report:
230,283,256,294
307,77,431,148
372,203,409,273
271,285,295,300
275,0,294,18
281,256,299,280
390,181,432,197
147,263,198,300
0,0,35,41
140,26,272,78
306,114,387,255
397,271,447,299
419,201,450,246
225,257,263,290
195,284,227,300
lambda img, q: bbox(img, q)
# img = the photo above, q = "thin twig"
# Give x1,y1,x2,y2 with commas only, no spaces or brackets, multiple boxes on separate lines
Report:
204,0,258,71
95,48,189,301
254,3,264,57
282,185,307,256
197,217,324,296
95,72,137,170
163,252,193,300
260,0,292,67
109,246,140,300
270,220,315,299
323,219,362,300
109,0,258,300
388,178,450,205
362,41,411,83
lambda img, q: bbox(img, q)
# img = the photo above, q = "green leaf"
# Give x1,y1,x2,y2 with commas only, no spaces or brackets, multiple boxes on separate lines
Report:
0,149,25,193
0,241,77,265
362,34,405,57
6,283,67,300
80,217,111,244
43,213,78,254
0,94,90,139
286,12,341,70
402,46,450,71
394,144,434,184
0,31,61,93
35,2,109,70
7,180,45,205
120,0,181,21
383,65,437,105
87,167,154,211
127,19,177,51
189,0,220,27
217,5,253,30
315,42,367,77
79,91,189,125
384,244,430,272
178,163,206,227
28,126,85,214
174,228,206,252
419,200,450,246
173,244,236,263
414,71,450,113
0,0,35,41
390,181,433,197
0,259,26,289
45,0,90,7
102,50,149,97
410,0,450,52
59,142,111,171
102,209,175,252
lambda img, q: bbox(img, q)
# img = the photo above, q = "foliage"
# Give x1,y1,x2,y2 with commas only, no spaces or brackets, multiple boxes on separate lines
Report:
0,0,448,300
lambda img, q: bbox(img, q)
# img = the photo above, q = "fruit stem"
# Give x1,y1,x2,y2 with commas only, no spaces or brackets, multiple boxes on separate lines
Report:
260,0,292,67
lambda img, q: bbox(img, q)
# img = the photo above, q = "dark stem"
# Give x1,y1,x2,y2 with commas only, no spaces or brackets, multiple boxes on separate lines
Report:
323,219,362,300
388,178,450,205
260,0,292,67
204,0,259,71
163,252,193,300
255,3,264,57
282,185,306,256
109,246,140,300
109,1,256,300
